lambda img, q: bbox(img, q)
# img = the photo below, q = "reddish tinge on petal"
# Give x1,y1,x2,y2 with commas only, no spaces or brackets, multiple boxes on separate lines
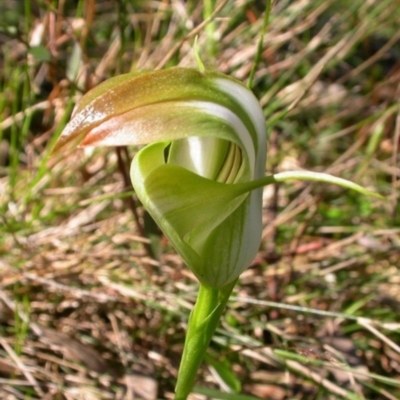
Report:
51,68,247,155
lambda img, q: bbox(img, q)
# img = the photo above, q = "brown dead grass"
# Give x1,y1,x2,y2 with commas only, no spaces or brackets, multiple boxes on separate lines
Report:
1,0,399,399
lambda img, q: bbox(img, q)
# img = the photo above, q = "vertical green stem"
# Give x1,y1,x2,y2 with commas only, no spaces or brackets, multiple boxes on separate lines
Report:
174,279,237,400
204,0,217,56
247,0,272,89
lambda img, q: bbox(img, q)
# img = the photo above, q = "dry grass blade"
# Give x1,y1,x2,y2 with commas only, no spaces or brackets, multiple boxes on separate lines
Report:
0,338,44,397
1,0,399,399
155,0,230,69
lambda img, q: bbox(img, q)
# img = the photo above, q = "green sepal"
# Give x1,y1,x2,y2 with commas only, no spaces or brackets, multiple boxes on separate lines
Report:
132,142,382,287
131,141,249,287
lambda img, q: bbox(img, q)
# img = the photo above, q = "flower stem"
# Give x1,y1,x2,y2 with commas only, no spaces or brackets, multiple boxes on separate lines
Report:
174,279,237,400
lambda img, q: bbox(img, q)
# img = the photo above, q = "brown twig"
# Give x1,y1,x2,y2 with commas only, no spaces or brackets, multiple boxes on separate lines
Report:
114,146,154,259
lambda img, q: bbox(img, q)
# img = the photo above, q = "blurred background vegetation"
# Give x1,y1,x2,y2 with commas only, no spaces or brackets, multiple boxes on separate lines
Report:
0,0,399,399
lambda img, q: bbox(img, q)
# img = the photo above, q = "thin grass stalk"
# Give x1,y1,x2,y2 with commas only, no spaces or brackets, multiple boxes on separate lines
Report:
203,0,217,56
247,0,272,90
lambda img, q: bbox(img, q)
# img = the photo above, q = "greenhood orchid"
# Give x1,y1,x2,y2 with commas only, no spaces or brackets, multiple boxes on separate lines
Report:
54,68,267,288
52,67,380,400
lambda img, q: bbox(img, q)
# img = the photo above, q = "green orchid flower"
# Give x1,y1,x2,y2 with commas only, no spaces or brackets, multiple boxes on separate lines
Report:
53,67,380,400
54,67,267,289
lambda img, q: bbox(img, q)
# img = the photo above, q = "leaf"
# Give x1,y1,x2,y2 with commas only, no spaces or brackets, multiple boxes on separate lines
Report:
206,354,242,393
29,46,51,62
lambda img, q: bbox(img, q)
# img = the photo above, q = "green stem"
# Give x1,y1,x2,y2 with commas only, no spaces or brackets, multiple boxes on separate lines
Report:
174,279,237,400
204,0,217,56
248,0,272,89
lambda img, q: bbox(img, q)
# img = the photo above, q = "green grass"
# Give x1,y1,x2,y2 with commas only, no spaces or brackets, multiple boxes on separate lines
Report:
0,0,399,399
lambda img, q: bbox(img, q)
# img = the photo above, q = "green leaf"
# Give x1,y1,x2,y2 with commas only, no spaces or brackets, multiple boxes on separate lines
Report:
205,354,242,393
29,46,51,62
